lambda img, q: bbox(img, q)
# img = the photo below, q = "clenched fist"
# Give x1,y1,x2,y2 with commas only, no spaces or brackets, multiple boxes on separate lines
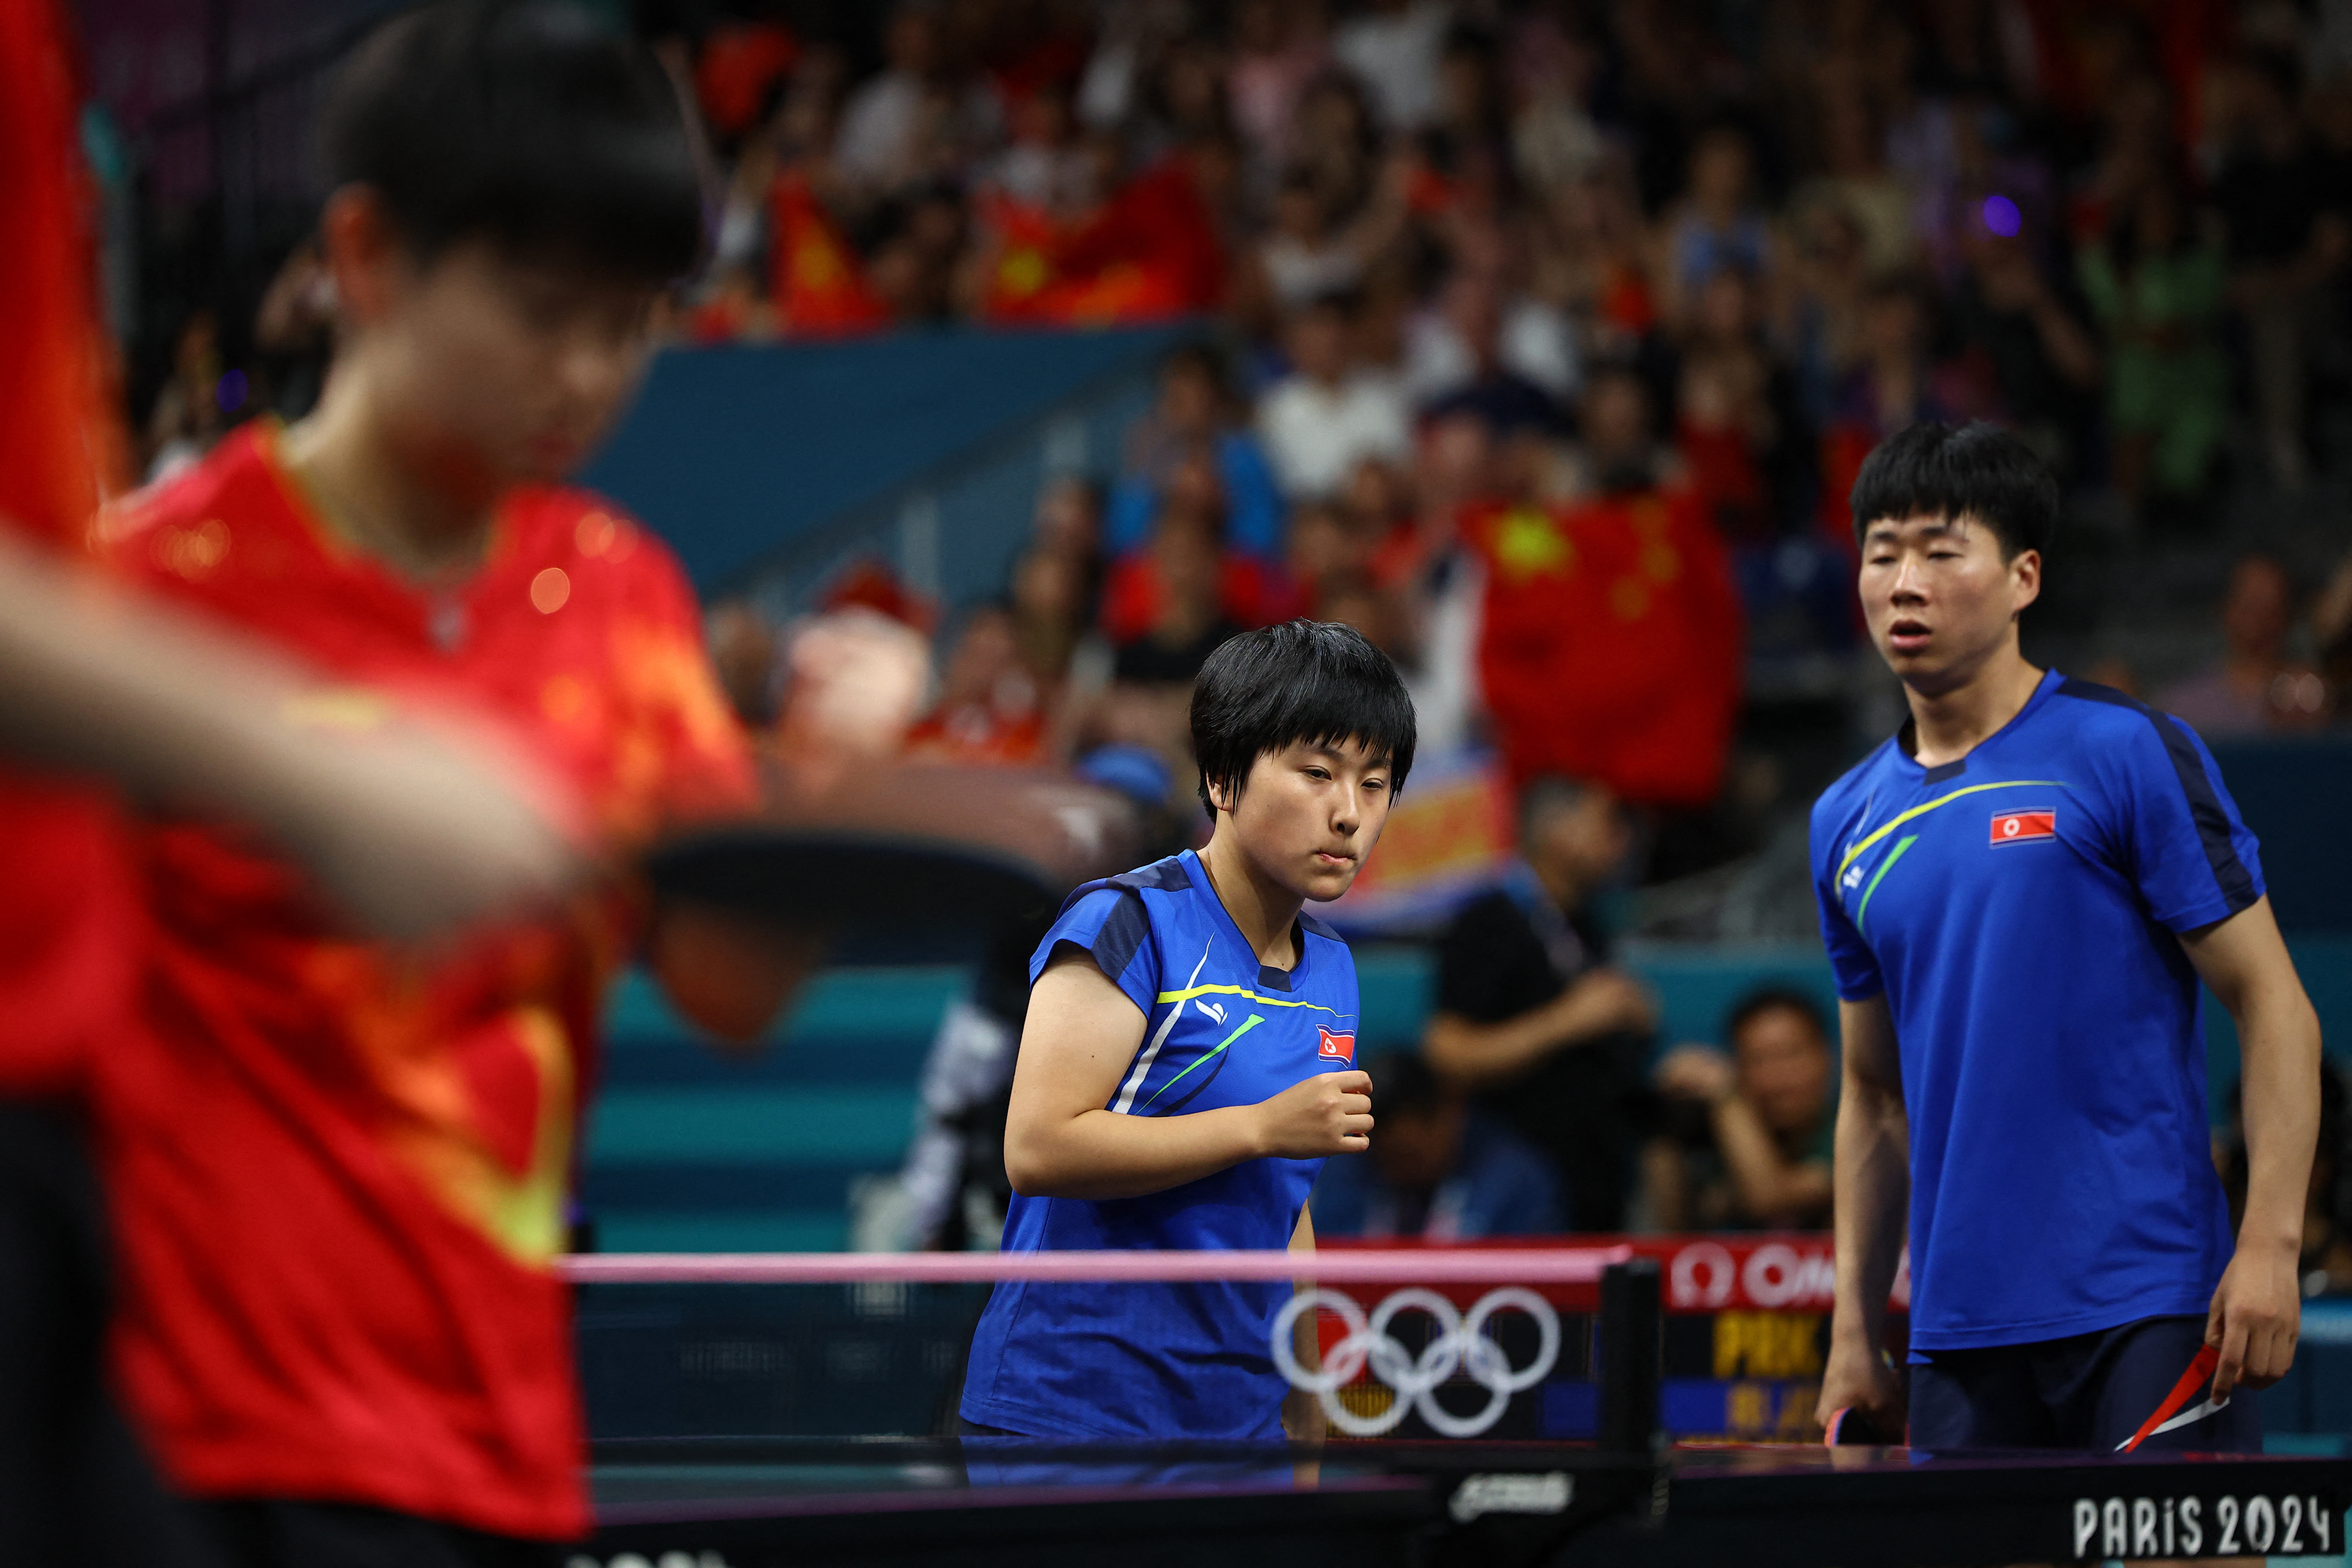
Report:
1253,1070,1375,1158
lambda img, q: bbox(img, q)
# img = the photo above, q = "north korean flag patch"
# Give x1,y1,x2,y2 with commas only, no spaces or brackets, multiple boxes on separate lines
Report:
1989,809,2057,845
1317,1026,1355,1062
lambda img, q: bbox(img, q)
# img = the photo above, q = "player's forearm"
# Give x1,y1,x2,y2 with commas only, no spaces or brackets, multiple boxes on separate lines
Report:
0,537,331,809
2235,986,2323,1257
1829,1079,1908,1349
1004,1105,1264,1200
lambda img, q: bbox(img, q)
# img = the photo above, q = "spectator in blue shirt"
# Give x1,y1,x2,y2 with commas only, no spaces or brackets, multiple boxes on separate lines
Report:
1107,342,1285,561
1312,1052,1561,1240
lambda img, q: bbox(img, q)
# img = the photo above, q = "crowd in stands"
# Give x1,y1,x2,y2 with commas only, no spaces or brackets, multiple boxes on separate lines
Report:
651,0,2352,806
128,0,2352,1246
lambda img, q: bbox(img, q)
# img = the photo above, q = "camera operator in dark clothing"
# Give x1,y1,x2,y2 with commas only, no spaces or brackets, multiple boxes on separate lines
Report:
1423,777,1659,1229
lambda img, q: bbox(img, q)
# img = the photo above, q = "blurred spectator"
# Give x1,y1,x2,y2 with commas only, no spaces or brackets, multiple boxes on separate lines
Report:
1650,989,1837,1232
1253,160,1406,314
980,81,1096,215
1332,0,1452,133
1780,195,1874,425
1104,507,1248,679
1946,207,2101,467
771,606,933,794
1289,69,1383,225
1102,450,1295,645
1378,407,1499,754
1659,124,1775,331
1257,292,1413,500
905,603,1048,765
1423,776,1660,1230
2211,50,2352,489
145,309,226,482
706,600,780,726
1672,265,1810,540
832,2,997,202
1311,1051,1561,1239
1110,343,1283,558
1403,262,1576,425
2076,176,2228,512
252,238,335,421
1227,0,1331,179
2155,553,2329,734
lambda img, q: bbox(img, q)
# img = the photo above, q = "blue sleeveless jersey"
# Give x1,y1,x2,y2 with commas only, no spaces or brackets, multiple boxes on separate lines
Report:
959,849,1362,1439
1810,671,2263,1352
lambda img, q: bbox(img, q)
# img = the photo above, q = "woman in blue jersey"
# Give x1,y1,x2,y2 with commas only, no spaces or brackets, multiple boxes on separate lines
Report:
960,620,1415,1442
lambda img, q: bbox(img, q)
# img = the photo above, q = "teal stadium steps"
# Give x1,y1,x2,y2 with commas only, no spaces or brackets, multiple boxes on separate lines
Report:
583,938,2352,1254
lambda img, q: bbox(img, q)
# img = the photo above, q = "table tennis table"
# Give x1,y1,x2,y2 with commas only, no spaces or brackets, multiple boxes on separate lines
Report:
578,1437,2352,1568
563,1250,2352,1566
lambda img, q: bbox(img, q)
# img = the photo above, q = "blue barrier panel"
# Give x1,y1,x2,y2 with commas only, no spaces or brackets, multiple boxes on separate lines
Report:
2204,738,2352,936
579,325,1189,592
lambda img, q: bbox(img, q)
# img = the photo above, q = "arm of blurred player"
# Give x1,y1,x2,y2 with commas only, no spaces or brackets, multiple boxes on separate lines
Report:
1816,993,1908,1431
0,528,579,937
1003,949,1372,1200
2181,895,2320,1399
1422,968,1656,1090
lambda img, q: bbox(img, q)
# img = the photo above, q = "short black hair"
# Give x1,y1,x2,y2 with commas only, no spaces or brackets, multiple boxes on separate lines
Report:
321,0,704,281
1191,620,1416,823
1725,986,1829,1049
1848,420,2058,561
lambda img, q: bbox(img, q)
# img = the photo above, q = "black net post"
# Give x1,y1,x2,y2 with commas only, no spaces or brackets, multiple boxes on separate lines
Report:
1598,1257,1662,1455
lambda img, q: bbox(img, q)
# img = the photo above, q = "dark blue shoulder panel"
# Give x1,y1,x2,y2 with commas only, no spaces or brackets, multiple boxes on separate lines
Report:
2055,678,2259,916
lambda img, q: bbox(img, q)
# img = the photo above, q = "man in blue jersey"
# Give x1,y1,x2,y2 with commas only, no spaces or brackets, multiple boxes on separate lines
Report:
960,620,1414,1441
1812,421,2320,1452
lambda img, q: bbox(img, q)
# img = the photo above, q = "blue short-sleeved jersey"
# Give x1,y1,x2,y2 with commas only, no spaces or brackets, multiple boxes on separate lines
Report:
960,849,1361,1439
1809,671,2264,1351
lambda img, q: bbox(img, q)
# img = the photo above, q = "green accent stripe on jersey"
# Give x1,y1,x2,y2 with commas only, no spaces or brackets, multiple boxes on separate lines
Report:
1854,834,1919,935
1838,779,2071,877
1138,1013,1264,1112
1154,982,1343,1016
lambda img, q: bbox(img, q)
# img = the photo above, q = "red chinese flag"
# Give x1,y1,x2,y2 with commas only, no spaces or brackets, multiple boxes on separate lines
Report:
1474,487,1744,808
768,171,891,337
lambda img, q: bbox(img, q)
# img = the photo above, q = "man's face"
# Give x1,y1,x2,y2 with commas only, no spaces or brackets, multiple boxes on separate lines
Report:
1733,1005,1832,1136
1214,737,1396,903
1858,512,2039,695
360,232,662,493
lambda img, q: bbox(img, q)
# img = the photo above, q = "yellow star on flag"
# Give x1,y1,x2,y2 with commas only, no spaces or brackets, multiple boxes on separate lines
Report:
1492,506,1574,582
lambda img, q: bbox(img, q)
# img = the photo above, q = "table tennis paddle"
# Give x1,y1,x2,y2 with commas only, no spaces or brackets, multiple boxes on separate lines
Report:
1822,1405,1893,1446
646,762,1142,929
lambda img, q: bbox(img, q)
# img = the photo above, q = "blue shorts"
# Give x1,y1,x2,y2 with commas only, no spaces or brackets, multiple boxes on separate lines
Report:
1909,1314,2262,1453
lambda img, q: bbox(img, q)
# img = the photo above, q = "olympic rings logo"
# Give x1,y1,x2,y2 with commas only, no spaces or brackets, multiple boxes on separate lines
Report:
1270,1287,1560,1438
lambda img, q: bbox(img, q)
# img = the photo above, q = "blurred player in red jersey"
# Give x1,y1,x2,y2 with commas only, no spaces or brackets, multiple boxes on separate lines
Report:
85,5,813,1564
0,4,586,1564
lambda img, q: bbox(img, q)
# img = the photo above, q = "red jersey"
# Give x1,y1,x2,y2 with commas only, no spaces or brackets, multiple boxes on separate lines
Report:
93,425,754,1539
0,0,144,1100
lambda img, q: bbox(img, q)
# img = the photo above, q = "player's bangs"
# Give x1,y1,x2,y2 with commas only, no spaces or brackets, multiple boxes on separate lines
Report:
322,1,705,284
1191,621,1417,822
1847,419,2058,561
